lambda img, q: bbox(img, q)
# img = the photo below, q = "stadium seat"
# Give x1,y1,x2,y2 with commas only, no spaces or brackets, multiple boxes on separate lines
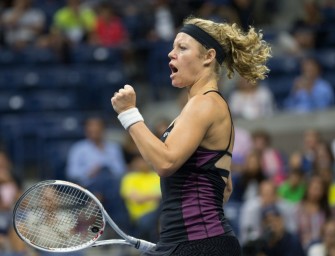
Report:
35,66,85,88
0,68,27,88
69,44,123,65
36,113,85,179
147,40,173,99
0,114,44,175
85,66,126,87
0,92,25,112
0,49,18,66
75,66,127,111
23,90,78,112
19,46,60,66
0,67,53,88
0,111,86,178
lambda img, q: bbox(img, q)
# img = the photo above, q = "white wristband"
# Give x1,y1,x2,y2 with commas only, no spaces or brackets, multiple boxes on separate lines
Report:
118,108,144,130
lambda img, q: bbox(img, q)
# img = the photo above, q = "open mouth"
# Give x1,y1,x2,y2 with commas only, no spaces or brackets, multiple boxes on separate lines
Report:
169,63,178,74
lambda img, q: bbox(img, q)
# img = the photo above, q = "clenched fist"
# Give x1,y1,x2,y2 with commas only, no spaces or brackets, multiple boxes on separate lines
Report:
111,84,137,114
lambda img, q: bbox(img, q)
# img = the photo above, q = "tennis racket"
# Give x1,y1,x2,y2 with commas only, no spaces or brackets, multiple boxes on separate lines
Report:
13,180,156,253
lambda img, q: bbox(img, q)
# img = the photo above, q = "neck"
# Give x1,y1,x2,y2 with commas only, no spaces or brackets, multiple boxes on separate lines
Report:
92,139,104,148
187,74,218,98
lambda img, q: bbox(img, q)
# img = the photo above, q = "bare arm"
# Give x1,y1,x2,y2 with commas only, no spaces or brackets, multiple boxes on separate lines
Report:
111,85,214,177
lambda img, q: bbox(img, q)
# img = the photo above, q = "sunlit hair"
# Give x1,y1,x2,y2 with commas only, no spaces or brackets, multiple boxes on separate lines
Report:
183,17,272,84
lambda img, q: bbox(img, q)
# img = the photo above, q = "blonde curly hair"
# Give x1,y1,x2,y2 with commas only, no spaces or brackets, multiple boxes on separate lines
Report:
183,17,271,84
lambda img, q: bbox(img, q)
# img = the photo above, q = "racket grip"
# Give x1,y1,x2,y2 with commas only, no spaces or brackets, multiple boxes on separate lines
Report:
136,239,156,252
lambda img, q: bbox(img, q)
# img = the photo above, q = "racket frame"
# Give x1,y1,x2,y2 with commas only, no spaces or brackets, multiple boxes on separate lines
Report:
13,180,155,253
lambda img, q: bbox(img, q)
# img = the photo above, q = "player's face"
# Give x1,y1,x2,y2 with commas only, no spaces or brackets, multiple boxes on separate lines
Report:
168,33,205,88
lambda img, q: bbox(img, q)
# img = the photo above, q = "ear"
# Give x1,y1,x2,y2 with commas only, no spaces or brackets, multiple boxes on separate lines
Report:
203,48,216,66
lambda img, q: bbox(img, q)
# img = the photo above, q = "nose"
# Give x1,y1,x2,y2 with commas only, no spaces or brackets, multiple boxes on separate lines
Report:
168,48,175,59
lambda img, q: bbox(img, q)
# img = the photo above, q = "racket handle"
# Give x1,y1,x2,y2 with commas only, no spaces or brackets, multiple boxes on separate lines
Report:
136,239,156,252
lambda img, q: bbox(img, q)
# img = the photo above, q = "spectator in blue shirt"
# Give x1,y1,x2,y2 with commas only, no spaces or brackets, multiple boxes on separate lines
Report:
66,116,130,231
284,57,334,113
66,116,127,185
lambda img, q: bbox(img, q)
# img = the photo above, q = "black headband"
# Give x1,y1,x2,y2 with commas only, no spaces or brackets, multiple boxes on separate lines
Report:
179,24,225,64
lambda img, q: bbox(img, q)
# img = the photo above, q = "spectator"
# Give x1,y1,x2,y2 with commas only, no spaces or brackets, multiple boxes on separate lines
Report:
313,141,335,188
66,116,129,231
66,116,127,184
146,0,175,42
231,150,266,202
52,0,96,44
308,218,335,256
120,155,161,242
278,153,306,204
295,175,331,250
258,205,305,256
229,76,275,120
116,0,151,43
284,57,335,113
301,129,322,175
195,1,240,25
229,0,254,31
252,0,279,28
320,143,335,207
240,180,297,247
89,2,129,47
231,126,253,175
1,0,46,49
252,130,287,185
272,23,317,58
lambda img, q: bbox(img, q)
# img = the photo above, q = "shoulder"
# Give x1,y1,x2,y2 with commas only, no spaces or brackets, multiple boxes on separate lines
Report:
105,141,123,151
315,78,333,89
184,93,229,116
54,8,69,20
70,140,90,151
188,94,216,107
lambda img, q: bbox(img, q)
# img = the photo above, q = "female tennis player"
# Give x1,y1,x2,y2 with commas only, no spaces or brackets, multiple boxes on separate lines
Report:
111,16,271,256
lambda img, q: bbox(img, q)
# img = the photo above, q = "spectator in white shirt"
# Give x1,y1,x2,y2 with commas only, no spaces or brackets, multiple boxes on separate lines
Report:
229,76,275,120
1,0,45,49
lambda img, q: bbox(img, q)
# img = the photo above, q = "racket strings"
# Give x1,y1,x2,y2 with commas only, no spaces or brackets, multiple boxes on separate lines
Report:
15,184,104,250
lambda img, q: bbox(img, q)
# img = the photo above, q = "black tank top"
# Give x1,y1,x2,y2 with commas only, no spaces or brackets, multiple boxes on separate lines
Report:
158,90,235,244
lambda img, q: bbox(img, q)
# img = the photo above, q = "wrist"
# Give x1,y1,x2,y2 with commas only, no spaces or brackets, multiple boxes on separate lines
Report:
118,107,144,130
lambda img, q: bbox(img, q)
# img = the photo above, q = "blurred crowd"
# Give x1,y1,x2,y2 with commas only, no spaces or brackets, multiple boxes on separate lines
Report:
230,127,335,256
0,0,335,255
0,0,334,107
1,114,335,256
